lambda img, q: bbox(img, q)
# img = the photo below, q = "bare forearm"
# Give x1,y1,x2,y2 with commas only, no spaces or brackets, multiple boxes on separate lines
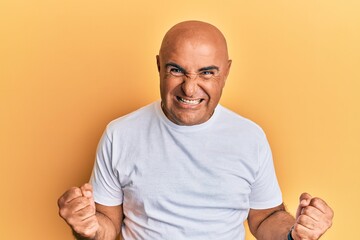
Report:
255,210,294,240
74,212,119,240
248,195,333,240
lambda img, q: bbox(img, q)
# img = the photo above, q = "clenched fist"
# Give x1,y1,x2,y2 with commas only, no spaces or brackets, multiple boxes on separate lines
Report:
292,193,334,240
58,183,99,239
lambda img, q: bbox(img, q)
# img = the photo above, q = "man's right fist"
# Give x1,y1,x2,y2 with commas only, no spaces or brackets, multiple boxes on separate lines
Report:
58,183,99,239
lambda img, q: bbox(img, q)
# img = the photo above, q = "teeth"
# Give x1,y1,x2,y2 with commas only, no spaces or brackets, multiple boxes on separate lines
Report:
178,97,201,105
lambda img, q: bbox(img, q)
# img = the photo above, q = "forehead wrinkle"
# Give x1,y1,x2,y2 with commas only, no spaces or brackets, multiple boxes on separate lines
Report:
160,40,227,71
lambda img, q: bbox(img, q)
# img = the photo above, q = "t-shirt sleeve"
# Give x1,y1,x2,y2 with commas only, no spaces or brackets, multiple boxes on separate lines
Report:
249,134,283,209
90,127,123,206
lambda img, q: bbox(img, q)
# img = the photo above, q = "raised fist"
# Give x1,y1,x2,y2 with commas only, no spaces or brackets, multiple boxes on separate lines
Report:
58,183,99,239
292,192,334,240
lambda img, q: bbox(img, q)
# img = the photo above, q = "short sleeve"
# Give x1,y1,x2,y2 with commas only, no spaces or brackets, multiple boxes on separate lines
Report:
90,127,123,206
249,135,282,209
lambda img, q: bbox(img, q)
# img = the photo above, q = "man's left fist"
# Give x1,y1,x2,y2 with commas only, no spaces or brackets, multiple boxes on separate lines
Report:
292,193,334,240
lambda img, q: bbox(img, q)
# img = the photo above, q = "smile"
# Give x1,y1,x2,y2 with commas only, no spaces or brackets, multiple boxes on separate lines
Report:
177,96,202,105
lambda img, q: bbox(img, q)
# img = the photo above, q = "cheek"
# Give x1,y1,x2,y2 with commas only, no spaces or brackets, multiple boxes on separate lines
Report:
202,81,224,100
161,77,180,97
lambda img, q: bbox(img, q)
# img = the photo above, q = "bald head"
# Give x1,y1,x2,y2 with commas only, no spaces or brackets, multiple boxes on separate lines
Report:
157,21,232,126
159,20,229,61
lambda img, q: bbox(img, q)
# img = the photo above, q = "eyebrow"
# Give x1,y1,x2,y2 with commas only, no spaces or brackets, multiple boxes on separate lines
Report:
198,65,219,72
165,63,186,73
165,62,219,73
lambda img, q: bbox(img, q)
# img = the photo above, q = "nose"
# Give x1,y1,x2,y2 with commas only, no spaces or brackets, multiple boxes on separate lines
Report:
181,75,199,97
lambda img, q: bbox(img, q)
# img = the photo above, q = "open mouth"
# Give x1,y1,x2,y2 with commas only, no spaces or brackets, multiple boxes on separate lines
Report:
177,96,202,105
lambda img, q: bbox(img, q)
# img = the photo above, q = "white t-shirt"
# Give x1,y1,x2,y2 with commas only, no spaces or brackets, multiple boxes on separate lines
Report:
90,101,282,240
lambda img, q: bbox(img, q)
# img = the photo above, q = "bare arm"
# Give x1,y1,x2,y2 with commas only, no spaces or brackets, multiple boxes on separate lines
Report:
248,193,334,240
248,203,294,240
72,204,123,240
58,183,123,240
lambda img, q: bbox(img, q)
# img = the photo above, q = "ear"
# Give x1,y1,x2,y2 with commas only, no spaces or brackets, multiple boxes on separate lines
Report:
156,55,160,72
224,59,232,80
226,59,232,74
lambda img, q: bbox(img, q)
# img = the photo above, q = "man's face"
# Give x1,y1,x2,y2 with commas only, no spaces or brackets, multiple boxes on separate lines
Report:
157,40,231,126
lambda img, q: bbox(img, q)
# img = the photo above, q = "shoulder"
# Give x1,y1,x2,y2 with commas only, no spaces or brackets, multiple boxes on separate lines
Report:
105,101,159,136
216,105,267,140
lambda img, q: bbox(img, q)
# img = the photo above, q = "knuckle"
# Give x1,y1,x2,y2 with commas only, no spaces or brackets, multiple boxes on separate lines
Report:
293,224,301,233
325,218,333,228
70,186,80,191
57,197,63,208
65,187,81,197
72,187,82,196
82,183,92,190
72,225,83,235
73,196,90,206
59,187,82,203
67,216,76,226
302,206,311,215
58,207,67,218
297,215,307,224
310,197,323,206
300,192,310,199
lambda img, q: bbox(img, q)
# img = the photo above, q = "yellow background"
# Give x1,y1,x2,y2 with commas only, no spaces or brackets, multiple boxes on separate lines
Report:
1,0,359,239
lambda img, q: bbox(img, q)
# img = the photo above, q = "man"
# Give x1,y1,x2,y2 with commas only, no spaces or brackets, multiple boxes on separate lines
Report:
58,21,333,240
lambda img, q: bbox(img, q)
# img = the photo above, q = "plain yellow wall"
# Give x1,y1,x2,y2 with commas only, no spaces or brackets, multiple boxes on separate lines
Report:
1,0,359,239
